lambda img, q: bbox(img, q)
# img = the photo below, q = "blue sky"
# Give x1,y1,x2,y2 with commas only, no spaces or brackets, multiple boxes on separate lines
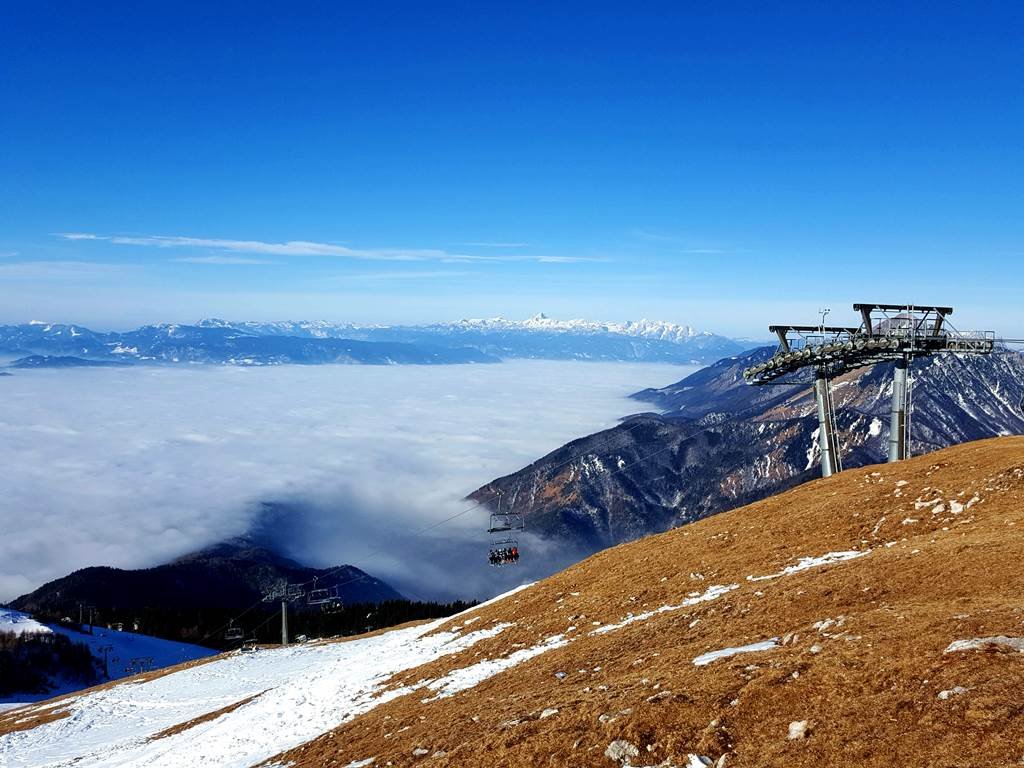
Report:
1,2,1021,336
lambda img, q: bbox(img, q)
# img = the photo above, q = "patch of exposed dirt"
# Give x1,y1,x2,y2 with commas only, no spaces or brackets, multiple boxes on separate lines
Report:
151,693,261,740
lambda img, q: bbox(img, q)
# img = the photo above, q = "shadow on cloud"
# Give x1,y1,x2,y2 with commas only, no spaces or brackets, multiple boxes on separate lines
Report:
0,360,692,602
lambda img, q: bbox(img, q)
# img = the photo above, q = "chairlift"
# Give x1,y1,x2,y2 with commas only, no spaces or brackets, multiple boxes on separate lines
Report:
307,582,340,607
487,491,523,567
488,536,520,567
225,622,244,642
321,597,344,615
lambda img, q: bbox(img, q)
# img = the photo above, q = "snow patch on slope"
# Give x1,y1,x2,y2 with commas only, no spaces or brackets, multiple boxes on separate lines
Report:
0,589,530,768
747,550,870,582
590,584,738,636
692,638,779,666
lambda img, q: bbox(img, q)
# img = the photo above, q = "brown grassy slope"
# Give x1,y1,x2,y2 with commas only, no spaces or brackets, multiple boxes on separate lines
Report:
271,436,1024,768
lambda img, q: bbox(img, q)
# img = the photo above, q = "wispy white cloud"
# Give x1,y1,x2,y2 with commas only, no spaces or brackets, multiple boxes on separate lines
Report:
59,233,443,261
173,255,278,265
56,233,604,265
535,255,607,264
680,248,741,255
333,270,476,282
439,254,605,264
452,242,529,248
0,260,129,280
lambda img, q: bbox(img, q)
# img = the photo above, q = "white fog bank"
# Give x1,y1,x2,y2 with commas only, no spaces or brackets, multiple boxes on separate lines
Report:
0,361,697,602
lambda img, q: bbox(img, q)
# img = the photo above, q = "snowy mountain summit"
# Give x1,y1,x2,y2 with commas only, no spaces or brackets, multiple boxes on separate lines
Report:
192,314,746,364
445,313,710,342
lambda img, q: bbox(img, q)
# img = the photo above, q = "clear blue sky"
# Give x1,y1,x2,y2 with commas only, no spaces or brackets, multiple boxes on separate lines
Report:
1,2,1021,336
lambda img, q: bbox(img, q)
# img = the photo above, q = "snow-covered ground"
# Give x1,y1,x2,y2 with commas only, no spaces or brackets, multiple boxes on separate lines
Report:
0,608,51,636
0,590,538,768
746,550,870,582
692,639,779,666
0,609,215,706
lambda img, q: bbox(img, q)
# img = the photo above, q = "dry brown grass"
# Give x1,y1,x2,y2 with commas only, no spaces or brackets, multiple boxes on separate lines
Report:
266,436,1024,768
10,437,1024,767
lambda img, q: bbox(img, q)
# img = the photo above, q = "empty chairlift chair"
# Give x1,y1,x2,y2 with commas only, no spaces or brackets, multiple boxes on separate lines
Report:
307,580,342,612
224,622,244,642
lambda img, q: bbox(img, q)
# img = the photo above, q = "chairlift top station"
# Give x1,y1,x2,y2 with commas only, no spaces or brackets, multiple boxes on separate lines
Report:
743,303,996,478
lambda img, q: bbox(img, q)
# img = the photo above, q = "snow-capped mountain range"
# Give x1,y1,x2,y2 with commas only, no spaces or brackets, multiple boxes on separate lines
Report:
0,315,750,367
197,313,711,343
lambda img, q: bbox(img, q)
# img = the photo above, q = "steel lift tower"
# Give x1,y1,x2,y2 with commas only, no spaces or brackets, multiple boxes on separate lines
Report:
743,303,994,478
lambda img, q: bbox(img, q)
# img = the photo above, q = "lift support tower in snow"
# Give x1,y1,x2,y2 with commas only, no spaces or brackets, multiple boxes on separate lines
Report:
743,304,994,478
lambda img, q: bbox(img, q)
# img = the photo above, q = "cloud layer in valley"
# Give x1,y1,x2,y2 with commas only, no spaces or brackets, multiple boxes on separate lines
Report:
0,360,695,602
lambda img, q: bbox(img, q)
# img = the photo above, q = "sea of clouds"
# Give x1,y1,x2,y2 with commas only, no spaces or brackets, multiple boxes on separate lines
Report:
0,360,696,602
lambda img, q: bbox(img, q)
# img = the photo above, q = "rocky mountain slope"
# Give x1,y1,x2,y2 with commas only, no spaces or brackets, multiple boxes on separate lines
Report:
4,438,1024,767
470,349,1024,551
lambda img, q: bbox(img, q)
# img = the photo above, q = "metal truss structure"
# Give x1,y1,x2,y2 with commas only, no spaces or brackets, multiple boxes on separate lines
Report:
743,303,995,478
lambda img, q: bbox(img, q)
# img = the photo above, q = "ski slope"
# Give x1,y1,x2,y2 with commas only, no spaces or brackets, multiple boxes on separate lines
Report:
0,609,50,636
0,589,534,768
0,609,216,705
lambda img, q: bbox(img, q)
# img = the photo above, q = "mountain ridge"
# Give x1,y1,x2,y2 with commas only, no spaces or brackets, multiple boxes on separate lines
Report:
10,538,404,620
197,313,717,342
0,315,750,367
0,323,497,367
469,348,1024,552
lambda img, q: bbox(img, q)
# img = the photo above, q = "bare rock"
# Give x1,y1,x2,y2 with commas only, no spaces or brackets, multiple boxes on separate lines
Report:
605,739,640,762
787,720,810,740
